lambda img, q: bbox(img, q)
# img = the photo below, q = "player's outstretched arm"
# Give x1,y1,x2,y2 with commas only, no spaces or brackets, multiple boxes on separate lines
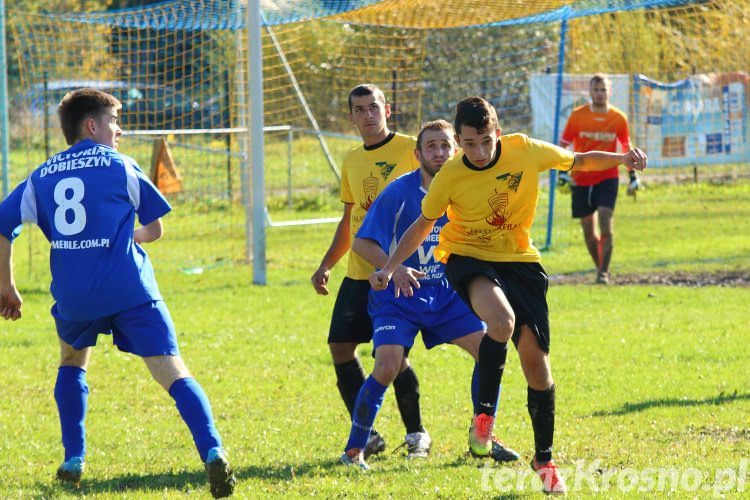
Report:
353,237,425,298
369,215,435,292
572,148,647,173
134,218,164,244
0,235,22,321
311,203,353,296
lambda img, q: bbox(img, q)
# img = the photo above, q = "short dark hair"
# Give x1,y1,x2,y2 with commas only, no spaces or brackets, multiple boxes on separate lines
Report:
454,97,498,136
589,73,611,88
416,119,453,151
58,88,121,145
347,84,386,112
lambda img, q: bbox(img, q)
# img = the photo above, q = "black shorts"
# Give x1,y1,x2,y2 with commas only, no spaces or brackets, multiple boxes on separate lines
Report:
327,277,373,344
445,255,551,352
571,177,619,218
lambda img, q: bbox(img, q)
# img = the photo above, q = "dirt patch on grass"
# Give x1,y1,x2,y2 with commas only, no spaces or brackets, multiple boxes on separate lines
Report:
672,423,750,444
549,270,750,287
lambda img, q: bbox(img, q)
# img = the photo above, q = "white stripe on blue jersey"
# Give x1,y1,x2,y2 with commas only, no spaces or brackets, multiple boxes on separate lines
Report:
20,177,38,225
122,155,142,210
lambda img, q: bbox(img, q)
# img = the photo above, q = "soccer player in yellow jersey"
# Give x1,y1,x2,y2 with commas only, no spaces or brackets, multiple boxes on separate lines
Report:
560,73,642,284
370,97,647,494
311,84,429,458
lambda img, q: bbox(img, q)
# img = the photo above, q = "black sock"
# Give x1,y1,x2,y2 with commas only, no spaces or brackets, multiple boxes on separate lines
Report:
393,365,425,434
334,359,366,418
528,384,556,463
477,335,508,416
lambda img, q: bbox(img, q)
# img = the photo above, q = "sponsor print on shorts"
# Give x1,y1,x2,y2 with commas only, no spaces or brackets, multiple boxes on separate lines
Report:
374,324,396,334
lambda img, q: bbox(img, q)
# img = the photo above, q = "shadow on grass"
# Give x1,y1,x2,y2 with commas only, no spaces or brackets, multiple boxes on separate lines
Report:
236,458,350,481
236,454,520,480
591,391,749,417
40,460,342,496
39,469,207,496
38,458,531,497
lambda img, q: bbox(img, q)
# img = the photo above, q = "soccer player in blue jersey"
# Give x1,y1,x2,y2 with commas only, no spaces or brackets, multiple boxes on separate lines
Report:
339,120,520,470
0,89,235,498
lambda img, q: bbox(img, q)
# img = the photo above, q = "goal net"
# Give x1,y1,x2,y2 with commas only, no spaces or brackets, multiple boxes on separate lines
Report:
5,0,748,280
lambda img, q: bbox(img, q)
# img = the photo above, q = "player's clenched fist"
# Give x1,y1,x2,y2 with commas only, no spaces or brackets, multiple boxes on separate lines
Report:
369,270,391,291
311,266,331,295
0,285,23,321
0,287,23,321
624,148,648,171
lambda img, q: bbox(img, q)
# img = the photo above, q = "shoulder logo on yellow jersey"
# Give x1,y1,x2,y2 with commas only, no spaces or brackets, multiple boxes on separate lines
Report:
375,161,397,180
495,171,523,193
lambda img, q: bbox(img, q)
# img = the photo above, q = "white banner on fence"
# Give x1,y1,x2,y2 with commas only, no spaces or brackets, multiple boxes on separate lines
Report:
529,73,630,144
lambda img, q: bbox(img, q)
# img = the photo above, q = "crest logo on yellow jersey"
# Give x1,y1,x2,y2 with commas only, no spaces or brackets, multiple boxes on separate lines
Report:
361,172,379,210
485,190,508,227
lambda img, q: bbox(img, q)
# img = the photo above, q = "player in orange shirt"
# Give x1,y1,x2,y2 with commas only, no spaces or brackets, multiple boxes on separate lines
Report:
559,74,642,284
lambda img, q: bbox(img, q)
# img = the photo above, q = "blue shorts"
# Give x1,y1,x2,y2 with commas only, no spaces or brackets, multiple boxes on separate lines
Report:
368,281,485,350
52,300,180,357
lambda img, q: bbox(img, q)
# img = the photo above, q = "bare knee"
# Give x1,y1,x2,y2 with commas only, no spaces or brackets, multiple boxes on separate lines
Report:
485,313,514,343
580,216,596,236
451,330,484,362
522,355,552,390
517,332,553,390
467,275,515,343
372,360,399,386
58,338,91,368
143,355,191,391
372,347,403,385
329,342,358,364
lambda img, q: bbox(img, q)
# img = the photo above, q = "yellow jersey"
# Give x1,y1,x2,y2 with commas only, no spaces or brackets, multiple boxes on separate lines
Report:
421,133,574,263
341,132,420,279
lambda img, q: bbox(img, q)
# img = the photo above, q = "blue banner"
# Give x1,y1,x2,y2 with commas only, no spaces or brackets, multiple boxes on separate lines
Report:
632,73,749,168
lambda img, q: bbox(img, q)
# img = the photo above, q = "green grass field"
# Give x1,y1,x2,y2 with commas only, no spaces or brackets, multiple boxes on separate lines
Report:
1,178,748,498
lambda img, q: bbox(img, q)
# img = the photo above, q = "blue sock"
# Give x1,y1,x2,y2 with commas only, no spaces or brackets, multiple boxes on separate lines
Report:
471,364,501,417
169,377,222,462
471,363,479,414
345,376,387,452
54,366,88,461
494,382,502,419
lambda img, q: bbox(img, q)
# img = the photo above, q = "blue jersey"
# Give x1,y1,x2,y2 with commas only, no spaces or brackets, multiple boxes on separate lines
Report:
0,139,171,321
356,169,448,286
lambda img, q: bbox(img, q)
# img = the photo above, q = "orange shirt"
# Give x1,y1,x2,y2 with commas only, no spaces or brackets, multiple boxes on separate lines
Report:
560,104,630,186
